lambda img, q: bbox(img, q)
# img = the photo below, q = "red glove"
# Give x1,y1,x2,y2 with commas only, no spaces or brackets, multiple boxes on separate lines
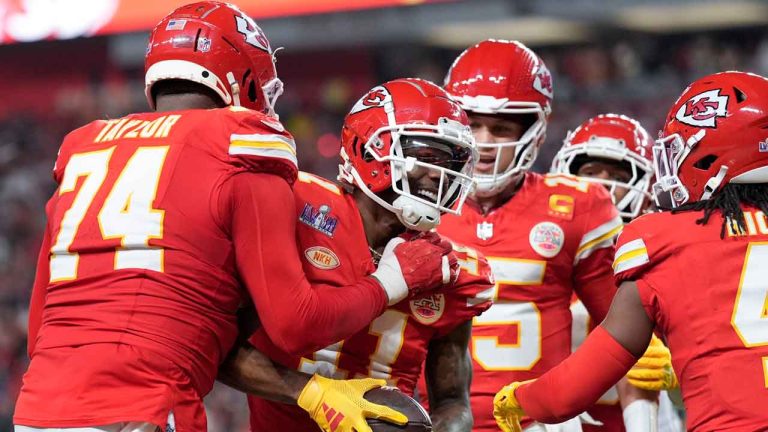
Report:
413,231,461,284
371,233,458,305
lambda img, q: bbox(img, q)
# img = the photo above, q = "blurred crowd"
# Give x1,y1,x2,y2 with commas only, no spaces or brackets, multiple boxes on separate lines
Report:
0,29,766,430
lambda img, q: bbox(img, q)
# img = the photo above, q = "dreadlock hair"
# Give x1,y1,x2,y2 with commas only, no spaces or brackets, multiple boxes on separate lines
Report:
671,183,768,238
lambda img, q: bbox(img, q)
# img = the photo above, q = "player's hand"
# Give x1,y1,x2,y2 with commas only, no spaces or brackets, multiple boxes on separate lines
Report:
371,233,458,305
297,374,408,432
626,334,678,391
493,380,532,432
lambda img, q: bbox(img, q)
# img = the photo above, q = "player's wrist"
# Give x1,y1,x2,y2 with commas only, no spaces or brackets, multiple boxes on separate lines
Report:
370,249,409,306
622,399,658,432
297,374,325,414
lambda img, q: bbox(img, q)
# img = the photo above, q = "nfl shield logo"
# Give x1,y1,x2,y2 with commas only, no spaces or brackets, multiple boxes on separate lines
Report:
759,140,768,153
477,222,494,240
197,37,211,52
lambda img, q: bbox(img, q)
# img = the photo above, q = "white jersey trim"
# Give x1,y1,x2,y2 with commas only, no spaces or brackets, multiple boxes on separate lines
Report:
229,133,298,167
574,215,623,264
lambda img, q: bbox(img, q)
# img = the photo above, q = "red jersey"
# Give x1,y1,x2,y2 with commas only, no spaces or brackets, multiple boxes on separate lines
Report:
247,172,493,432
571,300,624,432
614,208,768,431
437,172,623,431
15,109,387,430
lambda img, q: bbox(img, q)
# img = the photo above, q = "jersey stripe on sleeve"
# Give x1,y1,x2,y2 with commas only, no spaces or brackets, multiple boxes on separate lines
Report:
229,133,297,166
574,215,623,264
612,238,649,274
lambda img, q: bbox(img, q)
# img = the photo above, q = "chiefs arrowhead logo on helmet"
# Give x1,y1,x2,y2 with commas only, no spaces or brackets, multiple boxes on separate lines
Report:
235,14,271,53
349,86,392,115
533,63,554,99
675,89,728,128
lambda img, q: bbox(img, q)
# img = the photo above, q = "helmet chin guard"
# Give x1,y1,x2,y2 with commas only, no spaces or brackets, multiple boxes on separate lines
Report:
392,195,441,231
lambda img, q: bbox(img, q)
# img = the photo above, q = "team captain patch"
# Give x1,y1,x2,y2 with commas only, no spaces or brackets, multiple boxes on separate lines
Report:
304,246,340,270
410,293,445,325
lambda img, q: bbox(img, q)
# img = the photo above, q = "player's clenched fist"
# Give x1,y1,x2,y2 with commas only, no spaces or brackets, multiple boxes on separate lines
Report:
371,233,459,305
493,380,531,432
626,334,678,391
298,374,407,432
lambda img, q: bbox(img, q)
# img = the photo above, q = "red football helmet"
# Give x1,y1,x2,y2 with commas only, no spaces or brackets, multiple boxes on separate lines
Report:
551,114,654,219
654,71,768,209
339,78,477,231
144,1,283,117
444,39,553,195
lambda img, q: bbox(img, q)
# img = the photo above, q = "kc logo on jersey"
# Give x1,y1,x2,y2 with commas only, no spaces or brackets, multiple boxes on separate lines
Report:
410,293,445,325
529,221,564,258
299,203,338,237
676,89,728,128
304,246,340,270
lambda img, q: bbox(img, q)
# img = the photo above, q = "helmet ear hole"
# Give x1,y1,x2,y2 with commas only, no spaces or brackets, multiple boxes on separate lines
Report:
693,154,718,170
248,80,257,102
733,86,747,103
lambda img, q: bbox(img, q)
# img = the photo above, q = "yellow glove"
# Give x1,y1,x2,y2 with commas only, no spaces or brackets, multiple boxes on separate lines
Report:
297,374,408,432
626,334,678,391
493,380,532,432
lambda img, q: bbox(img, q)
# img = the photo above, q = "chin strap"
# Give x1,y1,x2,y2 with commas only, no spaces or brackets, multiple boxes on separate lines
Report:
392,195,440,232
700,165,729,201
226,72,242,107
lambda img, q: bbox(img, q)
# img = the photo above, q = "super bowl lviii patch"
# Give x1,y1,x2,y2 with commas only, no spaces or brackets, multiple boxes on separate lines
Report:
529,221,565,258
299,203,338,237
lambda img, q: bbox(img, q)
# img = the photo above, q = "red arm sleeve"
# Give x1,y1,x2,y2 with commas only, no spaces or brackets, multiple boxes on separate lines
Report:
224,172,388,356
516,326,637,423
28,222,52,358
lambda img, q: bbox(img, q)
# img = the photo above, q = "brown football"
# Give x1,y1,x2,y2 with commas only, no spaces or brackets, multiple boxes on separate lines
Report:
364,387,432,432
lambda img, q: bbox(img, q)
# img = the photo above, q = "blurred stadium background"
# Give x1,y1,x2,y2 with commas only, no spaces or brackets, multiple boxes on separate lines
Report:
0,0,766,429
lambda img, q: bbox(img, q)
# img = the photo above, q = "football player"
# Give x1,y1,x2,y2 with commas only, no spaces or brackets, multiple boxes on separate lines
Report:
14,3,456,432
552,114,683,432
552,114,655,223
427,38,623,432
493,71,768,431
221,78,494,432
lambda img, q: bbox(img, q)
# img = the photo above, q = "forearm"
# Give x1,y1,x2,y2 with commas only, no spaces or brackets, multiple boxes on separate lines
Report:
517,326,637,423
256,277,387,355
618,372,660,432
218,341,309,404
229,173,388,355
432,399,472,432
618,377,658,410
427,321,473,432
